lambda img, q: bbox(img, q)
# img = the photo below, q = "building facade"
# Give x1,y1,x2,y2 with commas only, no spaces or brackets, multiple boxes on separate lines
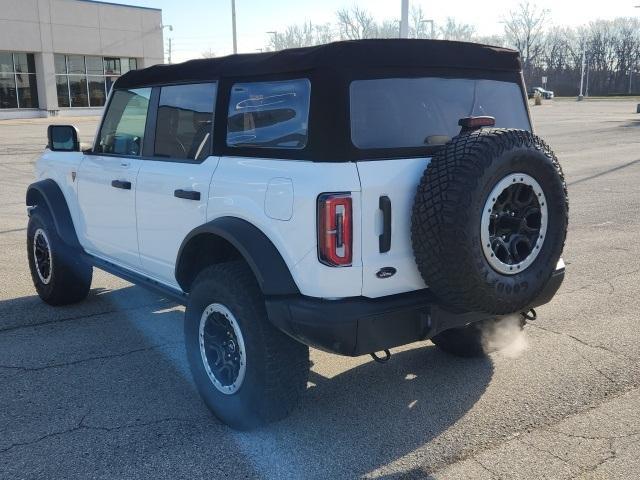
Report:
0,0,164,119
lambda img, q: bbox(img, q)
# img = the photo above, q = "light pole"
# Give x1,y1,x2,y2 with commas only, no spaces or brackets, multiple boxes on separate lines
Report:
578,47,586,101
400,0,409,38
162,24,173,64
231,0,238,54
266,31,277,50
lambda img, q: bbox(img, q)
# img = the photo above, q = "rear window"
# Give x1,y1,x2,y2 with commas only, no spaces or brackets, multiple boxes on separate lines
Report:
227,79,310,149
350,78,530,149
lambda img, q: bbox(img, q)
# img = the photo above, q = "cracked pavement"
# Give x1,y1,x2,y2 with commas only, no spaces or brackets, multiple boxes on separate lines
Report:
1,99,640,479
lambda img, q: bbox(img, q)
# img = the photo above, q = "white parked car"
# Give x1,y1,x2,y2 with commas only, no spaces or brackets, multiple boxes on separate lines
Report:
26,39,568,430
529,86,555,99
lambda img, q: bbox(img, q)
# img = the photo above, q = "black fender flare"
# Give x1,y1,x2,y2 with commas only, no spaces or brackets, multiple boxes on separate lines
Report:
175,217,300,296
26,179,81,250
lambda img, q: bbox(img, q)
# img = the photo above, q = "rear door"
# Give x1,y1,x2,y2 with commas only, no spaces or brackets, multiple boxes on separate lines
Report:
135,83,219,288
351,76,532,298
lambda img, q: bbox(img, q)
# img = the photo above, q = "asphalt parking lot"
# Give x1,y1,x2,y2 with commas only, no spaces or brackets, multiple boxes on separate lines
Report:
1,99,639,479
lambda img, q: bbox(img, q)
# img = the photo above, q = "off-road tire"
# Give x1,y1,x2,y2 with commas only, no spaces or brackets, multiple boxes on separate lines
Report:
412,128,568,315
27,207,92,305
184,262,309,430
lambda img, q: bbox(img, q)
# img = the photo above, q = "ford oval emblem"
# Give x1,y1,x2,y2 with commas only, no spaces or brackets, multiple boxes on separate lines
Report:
376,267,397,279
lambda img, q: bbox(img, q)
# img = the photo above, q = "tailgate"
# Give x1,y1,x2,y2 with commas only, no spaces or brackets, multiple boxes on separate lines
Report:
357,158,430,298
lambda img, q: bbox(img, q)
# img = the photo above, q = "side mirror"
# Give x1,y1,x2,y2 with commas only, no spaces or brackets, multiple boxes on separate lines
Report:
47,125,80,152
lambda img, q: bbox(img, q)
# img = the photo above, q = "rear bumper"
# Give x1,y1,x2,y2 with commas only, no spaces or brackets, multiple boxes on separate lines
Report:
266,266,565,356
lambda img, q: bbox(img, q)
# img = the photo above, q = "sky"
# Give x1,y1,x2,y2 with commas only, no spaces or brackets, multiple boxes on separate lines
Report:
117,0,640,62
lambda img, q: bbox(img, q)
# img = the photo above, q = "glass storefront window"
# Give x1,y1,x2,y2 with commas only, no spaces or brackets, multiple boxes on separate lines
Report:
56,75,70,108
104,57,121,75
88,76,106,107
86,56,104,75
14,53,36,73
66,55,85,75
69,75,89,107
16,73,38,108
54,54,67,74
55,55,138,108
1,53,14,74
0,73,18,108
0,52,38,109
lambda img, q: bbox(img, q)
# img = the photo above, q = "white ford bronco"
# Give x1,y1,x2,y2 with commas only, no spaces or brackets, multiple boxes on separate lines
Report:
27,39,567,430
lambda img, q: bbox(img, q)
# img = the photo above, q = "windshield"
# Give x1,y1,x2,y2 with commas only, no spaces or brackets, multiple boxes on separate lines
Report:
350,77,530,149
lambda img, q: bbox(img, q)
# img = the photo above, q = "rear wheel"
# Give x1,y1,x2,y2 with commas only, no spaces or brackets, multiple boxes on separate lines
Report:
27,207,92,305
184,262,309,430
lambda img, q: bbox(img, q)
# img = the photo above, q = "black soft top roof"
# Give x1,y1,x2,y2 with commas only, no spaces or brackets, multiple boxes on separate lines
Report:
115,39,521,89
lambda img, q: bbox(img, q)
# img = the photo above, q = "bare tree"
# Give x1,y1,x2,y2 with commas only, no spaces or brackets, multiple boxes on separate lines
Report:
201,48,216,59
438,17,476,41
261,5,640,96
336,6,377,39
267,22,335,50
378,19,400,39
473,34,507,47
503,1,549,76
409,5,430,39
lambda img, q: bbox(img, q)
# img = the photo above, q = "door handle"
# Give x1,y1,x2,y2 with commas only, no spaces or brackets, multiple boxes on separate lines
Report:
111,179,132,190
174,189,201,201
379,196,391,253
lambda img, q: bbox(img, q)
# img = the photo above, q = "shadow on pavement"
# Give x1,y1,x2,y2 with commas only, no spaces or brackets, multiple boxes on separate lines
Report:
568,157,640,187
0,285,493,478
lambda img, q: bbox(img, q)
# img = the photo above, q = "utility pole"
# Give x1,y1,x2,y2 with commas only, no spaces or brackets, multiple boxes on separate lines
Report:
167,37,172,64
400,0,409,38
231,0,238,54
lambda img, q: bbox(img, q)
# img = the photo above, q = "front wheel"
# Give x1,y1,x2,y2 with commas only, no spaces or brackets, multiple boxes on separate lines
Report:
184,262,309,430
27,207,92,305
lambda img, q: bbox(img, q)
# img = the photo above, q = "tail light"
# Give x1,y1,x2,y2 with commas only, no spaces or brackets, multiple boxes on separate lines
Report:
317,193,352,266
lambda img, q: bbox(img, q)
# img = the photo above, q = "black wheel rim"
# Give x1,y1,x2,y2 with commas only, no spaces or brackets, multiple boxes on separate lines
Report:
33,228,52,284
481,173,547,274
198,303,246,394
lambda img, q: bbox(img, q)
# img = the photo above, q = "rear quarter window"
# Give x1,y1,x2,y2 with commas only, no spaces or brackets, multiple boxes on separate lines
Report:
350,77,530,149
226,79,310,149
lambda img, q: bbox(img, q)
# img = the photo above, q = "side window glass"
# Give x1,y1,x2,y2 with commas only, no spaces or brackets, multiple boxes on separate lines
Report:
96,88,151,156
227,79,310,149
154,83,216,161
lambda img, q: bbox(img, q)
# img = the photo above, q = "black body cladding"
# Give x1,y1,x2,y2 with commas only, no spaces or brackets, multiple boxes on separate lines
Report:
26,179,82,249
175,217,300,296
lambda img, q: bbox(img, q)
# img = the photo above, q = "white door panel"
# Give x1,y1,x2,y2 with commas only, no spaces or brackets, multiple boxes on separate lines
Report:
357,158,430,297
76,154,142,268
136,156,219,287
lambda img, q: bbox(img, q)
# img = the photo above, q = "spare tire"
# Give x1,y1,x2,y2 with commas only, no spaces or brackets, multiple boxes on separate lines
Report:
411,128,568,315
